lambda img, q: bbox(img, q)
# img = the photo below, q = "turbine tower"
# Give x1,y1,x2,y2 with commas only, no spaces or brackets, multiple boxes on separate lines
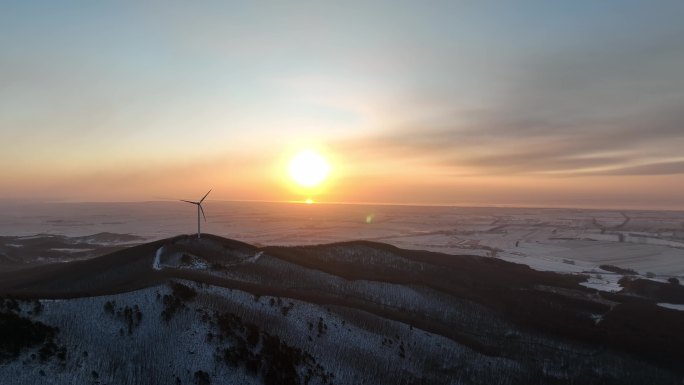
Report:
181,189,211,239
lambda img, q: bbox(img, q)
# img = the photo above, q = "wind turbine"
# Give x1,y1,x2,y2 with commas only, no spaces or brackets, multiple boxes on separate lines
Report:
181,189,211,239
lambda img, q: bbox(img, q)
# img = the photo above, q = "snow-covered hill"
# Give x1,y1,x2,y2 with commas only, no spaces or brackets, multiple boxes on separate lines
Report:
0,234,682,385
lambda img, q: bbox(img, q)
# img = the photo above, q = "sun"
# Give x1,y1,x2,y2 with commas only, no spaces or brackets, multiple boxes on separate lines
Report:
289,149,330,188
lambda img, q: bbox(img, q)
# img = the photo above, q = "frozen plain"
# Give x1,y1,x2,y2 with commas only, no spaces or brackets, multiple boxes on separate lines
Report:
1,201,682,282
1,203,683,384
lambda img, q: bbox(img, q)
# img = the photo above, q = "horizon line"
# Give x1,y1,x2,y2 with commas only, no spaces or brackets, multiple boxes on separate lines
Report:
1,198,682,213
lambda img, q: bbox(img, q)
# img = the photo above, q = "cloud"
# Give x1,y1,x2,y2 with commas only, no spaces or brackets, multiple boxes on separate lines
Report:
580,160,684,176
336,102,684,176
334,21,684,177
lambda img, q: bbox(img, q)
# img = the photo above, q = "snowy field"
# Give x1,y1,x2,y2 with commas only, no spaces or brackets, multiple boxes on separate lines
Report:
1,201,682,280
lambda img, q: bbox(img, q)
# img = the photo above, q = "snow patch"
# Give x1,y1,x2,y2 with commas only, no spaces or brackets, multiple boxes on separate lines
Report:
589,314,604,325
248,251,263,263
657,303,684,311
51,248,94,253
152,246,163,270
181,255,208,270
17,235,58,240
579,274,623,292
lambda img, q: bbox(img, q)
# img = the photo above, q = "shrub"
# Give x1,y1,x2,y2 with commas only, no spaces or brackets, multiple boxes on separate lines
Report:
106,303,143,334
32,301,44,316
103,301,115,314
317,318,327,337
161,282,198,321
181,254,193,265
212,311,332,385
171,282,197,301
600,264,638,275
0,312,59,362
0,298,20,313
280,302,294,316
194,370,211,385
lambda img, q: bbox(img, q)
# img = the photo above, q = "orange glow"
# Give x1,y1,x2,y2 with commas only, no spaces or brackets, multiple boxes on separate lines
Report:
3,141,684,211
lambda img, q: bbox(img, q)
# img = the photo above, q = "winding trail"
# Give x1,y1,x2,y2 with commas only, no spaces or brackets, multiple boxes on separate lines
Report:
615,212,631,229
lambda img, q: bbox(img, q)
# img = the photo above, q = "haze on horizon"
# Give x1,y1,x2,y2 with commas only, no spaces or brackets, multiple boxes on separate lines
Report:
2,1,684,210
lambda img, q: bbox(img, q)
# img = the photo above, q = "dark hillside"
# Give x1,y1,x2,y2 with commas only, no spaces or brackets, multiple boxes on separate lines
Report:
0,234,682,383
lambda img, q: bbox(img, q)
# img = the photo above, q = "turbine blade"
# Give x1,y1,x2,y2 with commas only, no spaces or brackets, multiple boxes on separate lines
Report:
199,204,207,221
180,200,198,204
200,189,212,203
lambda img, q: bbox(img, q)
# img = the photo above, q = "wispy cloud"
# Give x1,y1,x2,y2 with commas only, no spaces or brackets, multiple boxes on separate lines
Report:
335,21,684,177
579,160,684,176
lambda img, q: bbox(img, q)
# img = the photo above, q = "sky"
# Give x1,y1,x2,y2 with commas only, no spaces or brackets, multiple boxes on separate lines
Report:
1,1,683,209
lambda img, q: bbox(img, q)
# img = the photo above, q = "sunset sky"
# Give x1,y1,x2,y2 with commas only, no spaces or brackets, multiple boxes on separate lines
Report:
2,1,684,209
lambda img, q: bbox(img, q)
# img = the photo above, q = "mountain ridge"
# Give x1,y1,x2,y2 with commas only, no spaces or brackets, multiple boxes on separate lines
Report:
0,234,682,384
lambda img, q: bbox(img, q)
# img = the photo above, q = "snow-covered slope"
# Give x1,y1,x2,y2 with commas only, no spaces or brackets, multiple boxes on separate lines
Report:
0,234,682,385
